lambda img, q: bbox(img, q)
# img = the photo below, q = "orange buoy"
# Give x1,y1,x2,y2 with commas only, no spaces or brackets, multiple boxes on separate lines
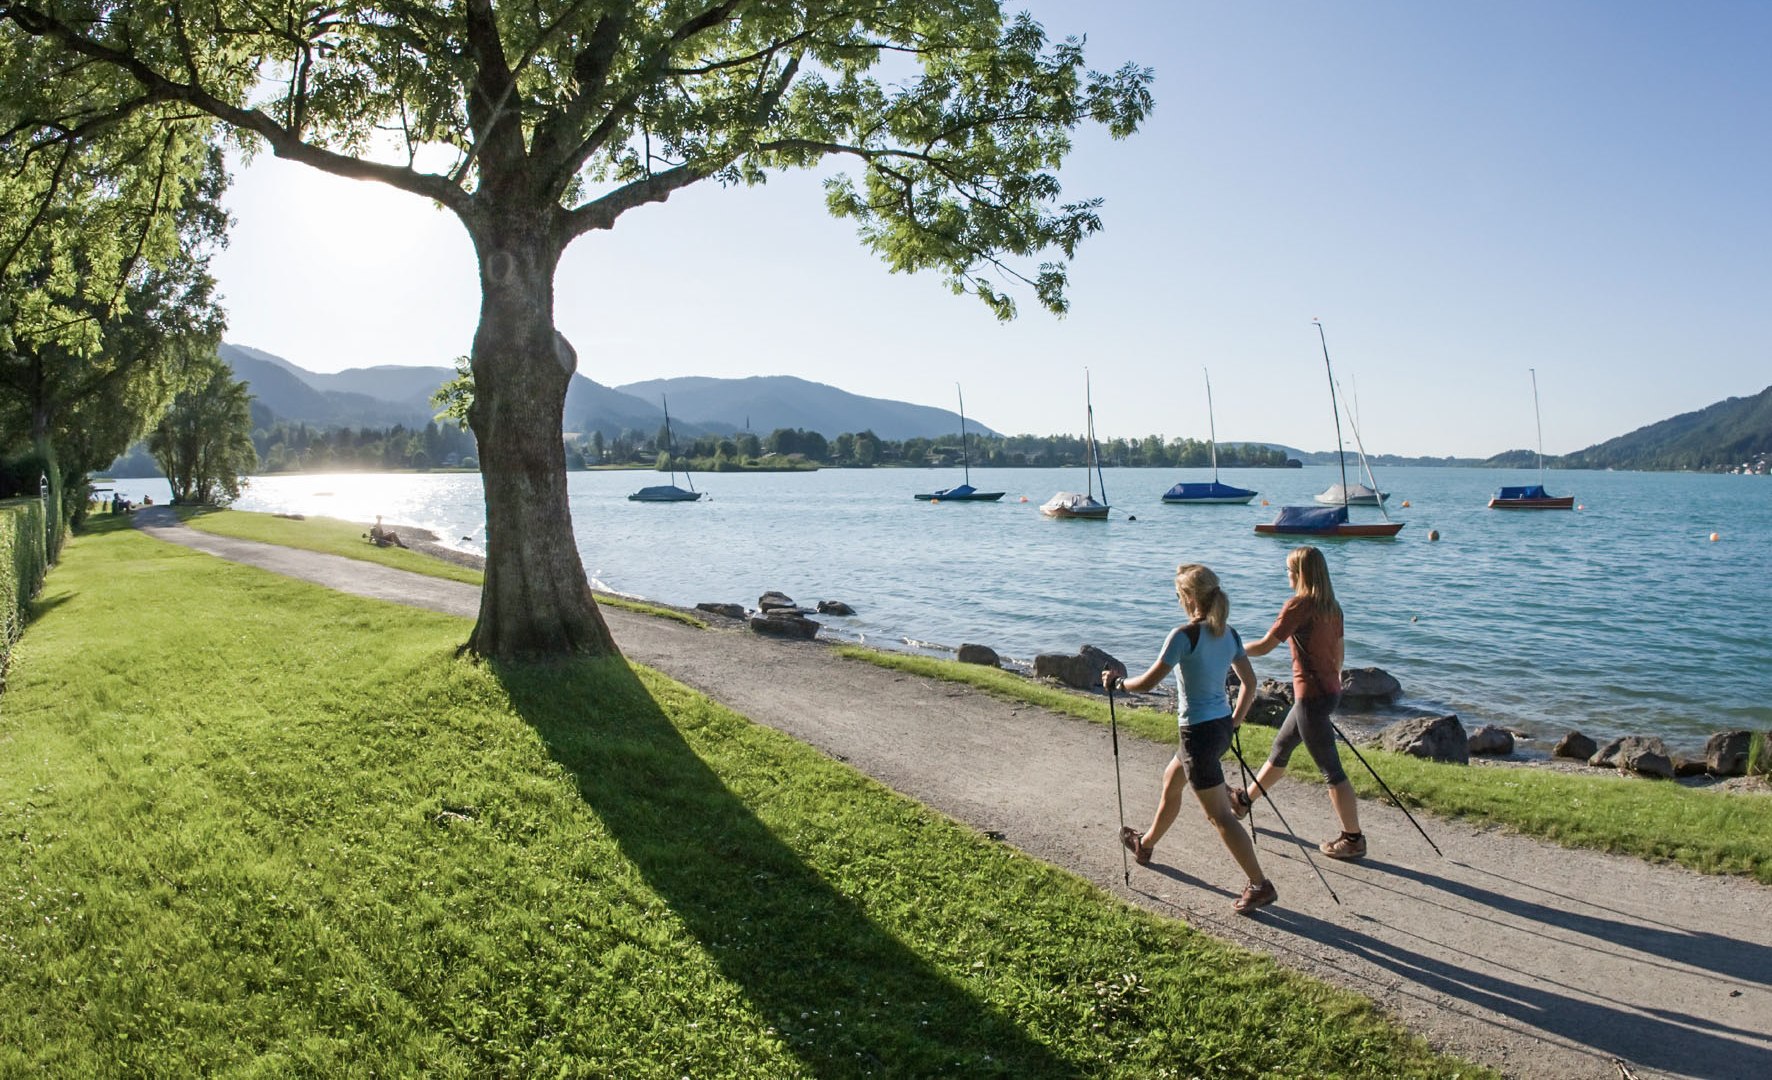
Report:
1019,496,1029,503
1710,532,1720,543
930,498,940,504
1260,499,1270,507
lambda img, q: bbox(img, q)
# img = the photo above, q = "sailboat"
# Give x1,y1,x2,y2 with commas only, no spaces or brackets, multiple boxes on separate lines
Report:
628,395,702,502
1489,369,1574,509
1257,322,1403,538
1162,368,1258,505
1041,371,1111,519
915,384,1005,501
1316,384,1389,505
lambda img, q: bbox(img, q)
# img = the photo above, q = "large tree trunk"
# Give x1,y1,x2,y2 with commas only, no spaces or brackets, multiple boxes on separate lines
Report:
464,221,618,659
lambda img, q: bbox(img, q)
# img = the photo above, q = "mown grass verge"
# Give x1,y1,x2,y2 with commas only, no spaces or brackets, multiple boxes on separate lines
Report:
173,507,704,627
0,518,1479,1076
836,648,1772,885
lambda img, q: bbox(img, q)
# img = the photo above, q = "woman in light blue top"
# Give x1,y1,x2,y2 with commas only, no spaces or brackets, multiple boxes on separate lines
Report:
1102,563,1275,914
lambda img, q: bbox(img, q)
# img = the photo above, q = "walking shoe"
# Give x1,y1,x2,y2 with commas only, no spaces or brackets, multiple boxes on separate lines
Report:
1233,879,1277,914
1229,786,1254,820
1319,831,1367,860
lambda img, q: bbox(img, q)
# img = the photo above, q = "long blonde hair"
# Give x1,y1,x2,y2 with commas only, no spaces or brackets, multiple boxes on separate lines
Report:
1174,563,1230,635
1287,546,1340,620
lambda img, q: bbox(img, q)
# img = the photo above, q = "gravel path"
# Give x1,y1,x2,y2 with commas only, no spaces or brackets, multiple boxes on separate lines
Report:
134,509,1772,1079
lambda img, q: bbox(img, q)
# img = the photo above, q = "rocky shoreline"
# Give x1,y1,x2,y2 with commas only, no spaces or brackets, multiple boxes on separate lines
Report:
390,534,1769,795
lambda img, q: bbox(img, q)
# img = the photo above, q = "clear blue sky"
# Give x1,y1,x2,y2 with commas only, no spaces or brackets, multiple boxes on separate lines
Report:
208,1,1771,458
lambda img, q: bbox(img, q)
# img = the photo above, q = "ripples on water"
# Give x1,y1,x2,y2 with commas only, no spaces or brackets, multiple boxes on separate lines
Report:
142,465,1766,751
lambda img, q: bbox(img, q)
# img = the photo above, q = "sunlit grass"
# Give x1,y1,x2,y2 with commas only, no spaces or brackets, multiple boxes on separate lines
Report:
838,647,1772,884
0,523,1479,1076
172,507,705,627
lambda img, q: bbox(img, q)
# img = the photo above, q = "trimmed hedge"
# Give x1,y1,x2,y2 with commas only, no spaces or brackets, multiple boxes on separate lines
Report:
0,497,49,689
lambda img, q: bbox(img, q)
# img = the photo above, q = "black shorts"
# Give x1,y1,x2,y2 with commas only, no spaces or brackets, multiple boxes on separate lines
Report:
1176,715,1234,791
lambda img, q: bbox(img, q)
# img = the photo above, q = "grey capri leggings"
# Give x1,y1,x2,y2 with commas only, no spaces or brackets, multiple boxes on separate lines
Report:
1267,694,1348,785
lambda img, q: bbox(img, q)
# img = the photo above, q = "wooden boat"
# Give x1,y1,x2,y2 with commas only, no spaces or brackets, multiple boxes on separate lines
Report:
1255,505,1402,538
1257,321,1403,539
1162,368,1257,505
915,384,1004,501
1489,369,1573,510
628,395,702,502
1041,372,1111,519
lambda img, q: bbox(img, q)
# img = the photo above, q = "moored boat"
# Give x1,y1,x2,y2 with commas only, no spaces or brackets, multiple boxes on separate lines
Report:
1162,368,1257,505
1042,371,1111,520
1488,369,1573,510
1255,505,1403,538
1257,320,1404,540
1488,484,1574,510
915,384,1005,501
628,395,702,502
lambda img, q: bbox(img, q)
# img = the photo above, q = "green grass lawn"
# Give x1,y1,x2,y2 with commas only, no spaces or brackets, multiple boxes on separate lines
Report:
174,508,705,628
837,649,1772,885
0,518,1481,1077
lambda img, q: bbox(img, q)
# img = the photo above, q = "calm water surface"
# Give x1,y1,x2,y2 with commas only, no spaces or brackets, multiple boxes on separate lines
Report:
115,465,1770,750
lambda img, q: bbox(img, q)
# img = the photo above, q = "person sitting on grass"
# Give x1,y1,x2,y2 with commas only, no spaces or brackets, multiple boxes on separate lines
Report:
368,515,408,549
1102,562,1277,914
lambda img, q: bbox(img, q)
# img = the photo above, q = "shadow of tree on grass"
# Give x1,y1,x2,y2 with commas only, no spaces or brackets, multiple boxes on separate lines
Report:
496,657,1073,1078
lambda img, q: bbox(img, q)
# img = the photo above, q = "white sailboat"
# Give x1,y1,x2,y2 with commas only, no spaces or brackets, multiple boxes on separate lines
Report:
1041,371,1110,519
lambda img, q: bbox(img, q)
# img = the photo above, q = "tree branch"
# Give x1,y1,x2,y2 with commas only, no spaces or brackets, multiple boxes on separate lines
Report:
1,4,470,215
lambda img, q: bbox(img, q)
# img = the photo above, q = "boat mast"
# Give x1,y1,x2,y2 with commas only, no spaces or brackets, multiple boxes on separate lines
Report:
662,394,693,493
1084,370,1095,500
1337,380,1393,524
956,383,971,486
1315,320,1351,510
1204,367,1220,483
1531,367,1546,487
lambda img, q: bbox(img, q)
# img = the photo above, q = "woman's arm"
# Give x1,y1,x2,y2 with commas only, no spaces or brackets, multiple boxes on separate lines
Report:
1103,658,1173,695
1243,630,1283,658
1229,655,1257,726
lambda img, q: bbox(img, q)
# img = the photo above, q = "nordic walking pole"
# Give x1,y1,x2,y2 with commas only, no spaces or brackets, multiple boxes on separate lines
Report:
1107,682,1131,885
1227,733,1340,905
1232,728,1258,846
1329,721,1443,858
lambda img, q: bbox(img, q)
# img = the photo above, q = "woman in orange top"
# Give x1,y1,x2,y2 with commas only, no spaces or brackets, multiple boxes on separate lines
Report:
1235,546,1366,859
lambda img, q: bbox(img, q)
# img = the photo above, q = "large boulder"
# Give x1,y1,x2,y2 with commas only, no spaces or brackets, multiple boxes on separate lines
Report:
1704,731,1753,777
1673,755,1710,778
749,611,820,640
816,599,856,616
1589,735,1670,770
1378,714,1470,764
1619,745,1675,780
1340,667,1403,708
1034,644,1125,690
695,602,746,620
1228,675,1292,727
758,590,798,611
957,643,1000,668
1553,731,1598,761
1467,725,1515,756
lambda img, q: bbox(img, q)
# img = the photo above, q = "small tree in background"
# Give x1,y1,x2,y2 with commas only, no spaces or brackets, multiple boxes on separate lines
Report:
149,356,257,506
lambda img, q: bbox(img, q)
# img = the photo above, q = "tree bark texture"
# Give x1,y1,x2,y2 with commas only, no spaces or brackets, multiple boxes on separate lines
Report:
464,219,618,659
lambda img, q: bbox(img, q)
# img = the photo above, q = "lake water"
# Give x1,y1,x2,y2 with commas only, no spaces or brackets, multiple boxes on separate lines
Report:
108,466,1770,751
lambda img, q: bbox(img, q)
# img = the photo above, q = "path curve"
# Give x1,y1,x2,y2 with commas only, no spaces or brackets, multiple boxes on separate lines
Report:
134,509,1772,1079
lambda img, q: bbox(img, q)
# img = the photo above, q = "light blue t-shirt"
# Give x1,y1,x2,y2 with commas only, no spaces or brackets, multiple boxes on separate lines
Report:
1159,622,1247,725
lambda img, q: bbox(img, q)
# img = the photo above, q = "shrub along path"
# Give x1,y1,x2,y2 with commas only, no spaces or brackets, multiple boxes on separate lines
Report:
134,508,1772,1079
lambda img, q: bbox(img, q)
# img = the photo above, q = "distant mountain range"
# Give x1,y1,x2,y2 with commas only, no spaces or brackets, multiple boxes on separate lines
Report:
216,344,995,441
1547,384,1772,472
